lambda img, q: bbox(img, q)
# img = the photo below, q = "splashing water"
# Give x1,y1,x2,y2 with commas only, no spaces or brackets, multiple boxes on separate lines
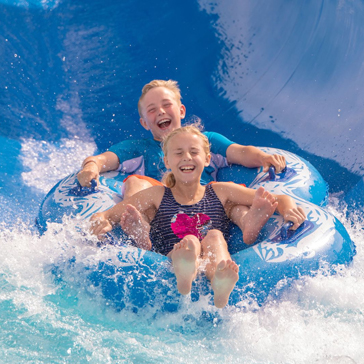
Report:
1,0,364,361
1,137,363,363
0,192,363,363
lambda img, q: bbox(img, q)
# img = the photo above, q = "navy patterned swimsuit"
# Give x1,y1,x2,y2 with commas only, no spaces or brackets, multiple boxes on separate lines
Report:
149,184,231,256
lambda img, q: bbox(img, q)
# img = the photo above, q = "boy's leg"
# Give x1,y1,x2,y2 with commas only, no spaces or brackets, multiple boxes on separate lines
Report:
120,204,152,250
200,230,239,308
167,235,201,295
229,204,249,229
120,175,163,248
123,175,154,199
230,186,278,245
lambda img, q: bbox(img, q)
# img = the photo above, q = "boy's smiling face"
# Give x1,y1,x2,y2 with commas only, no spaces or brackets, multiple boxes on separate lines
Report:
139,87,186,141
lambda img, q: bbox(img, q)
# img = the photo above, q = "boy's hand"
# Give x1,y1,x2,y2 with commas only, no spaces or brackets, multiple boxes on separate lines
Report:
262,154,286,173
90,212,113,239
283,206,306,230
77,163,99,187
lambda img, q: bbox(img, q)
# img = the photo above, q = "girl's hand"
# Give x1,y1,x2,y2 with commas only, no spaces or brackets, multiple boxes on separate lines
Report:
262,154,286,174
90,212,113,239
283,206,306,230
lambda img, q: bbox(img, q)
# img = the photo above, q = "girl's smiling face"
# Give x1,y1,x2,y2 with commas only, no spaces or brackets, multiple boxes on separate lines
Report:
139,87,186,141
164,132,211,184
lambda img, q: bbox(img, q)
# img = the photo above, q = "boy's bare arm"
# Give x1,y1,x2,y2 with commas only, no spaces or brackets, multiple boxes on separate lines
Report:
77,151,120,186
226,144,286,173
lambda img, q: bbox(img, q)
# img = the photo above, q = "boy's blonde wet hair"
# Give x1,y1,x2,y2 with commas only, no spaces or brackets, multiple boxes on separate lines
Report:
162,123,210,188
138,79,182,117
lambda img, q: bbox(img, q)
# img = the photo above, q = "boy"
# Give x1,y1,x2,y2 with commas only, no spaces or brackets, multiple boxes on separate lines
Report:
78,80,286,243
78,79,285,194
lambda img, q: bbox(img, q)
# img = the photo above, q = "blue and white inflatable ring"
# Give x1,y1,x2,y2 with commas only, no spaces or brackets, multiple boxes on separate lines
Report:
37,147,356,312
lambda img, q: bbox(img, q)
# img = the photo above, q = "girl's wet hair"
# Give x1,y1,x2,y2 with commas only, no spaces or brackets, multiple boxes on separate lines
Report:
138,79,182,117
162,123,210,188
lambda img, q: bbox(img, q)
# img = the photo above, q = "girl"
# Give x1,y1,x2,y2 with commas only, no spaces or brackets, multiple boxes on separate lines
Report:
90,125,306,308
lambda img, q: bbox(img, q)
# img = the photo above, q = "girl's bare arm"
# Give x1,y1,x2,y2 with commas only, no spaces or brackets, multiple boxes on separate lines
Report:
90,185,163,238
212,182,306,229
212,182,257,207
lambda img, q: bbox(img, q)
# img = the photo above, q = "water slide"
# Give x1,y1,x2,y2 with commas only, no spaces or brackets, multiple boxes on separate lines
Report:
1,0,364,223
1,0,363,362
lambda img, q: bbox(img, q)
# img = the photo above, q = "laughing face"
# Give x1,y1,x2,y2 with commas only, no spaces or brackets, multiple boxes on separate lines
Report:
164,132,211,185
139,87,186,141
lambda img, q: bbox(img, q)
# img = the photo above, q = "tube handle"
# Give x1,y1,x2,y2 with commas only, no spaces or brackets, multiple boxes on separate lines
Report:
268,166,287,181
69,179,98,196
281,221,294,239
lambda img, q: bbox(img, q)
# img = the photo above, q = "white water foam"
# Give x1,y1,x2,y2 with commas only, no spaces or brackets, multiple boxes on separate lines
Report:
0,197,363,363
20,137,96,194
3,110,363,362
0,0,61,10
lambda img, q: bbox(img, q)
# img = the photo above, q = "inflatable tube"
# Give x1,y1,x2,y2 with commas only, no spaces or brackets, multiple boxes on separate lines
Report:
37,147,327,232
37,148,355,311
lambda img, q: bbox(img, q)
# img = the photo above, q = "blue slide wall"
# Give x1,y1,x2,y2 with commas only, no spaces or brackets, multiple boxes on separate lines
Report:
1,0,363,219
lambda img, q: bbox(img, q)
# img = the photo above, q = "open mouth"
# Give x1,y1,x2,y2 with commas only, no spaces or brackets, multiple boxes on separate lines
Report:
179,165,195,173
158,119,172,129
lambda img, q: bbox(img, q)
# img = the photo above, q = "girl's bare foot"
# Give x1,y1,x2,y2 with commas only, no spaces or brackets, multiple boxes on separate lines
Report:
241,186,278,245
211,259,239,308
120,204,151,250
171,236,199,295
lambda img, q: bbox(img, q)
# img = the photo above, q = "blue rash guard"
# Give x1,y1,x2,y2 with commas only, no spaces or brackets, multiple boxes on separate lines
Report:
108,131,235,185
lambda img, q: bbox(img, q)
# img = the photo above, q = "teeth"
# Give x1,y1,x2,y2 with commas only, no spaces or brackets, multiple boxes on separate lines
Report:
158,119,170,125
181,166,194,171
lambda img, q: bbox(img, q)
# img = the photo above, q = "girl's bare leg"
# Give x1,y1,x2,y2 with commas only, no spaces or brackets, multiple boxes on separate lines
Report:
168,235,201,295
201,230,239,308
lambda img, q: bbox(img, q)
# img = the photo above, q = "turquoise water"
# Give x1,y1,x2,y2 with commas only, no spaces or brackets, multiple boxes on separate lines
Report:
1,214,363,363
0,139,363,363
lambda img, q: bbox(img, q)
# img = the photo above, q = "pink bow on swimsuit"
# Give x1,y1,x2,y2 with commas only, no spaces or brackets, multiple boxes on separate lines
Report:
171,213,211,240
